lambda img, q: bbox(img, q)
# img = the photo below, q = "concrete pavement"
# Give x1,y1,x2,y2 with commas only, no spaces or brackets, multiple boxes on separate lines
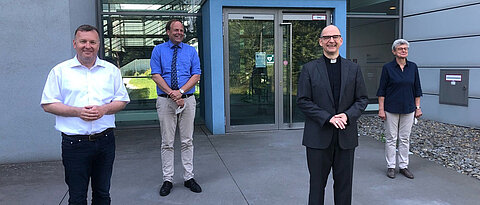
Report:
1,126,479,205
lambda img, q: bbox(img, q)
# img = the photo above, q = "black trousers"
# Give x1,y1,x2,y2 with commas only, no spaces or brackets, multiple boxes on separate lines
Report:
62,130,115,205
306,134,355,205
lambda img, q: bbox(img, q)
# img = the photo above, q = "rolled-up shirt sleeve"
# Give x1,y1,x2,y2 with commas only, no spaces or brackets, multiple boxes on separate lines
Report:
190,49,201,75
150,46,162,75
41,68,63,105
112,67,130,103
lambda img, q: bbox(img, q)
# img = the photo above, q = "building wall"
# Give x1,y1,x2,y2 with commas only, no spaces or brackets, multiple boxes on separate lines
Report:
201,0,347,134
403,0,480,128
0,0,97,163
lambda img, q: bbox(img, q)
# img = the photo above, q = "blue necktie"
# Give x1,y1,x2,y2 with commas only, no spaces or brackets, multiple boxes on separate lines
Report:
171,45,179,90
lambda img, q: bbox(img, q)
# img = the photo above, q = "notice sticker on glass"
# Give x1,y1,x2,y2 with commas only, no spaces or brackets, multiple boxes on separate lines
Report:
266,54,274,64
255,52,266,68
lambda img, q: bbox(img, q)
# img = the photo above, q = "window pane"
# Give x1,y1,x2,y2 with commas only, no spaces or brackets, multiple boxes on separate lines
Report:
228,17,275,125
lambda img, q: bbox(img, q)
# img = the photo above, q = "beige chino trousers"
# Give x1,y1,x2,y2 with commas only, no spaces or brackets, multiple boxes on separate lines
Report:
156,95,196,182
384,111,414,169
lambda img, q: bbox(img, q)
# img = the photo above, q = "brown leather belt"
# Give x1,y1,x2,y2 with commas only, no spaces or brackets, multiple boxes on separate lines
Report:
61,128,113,141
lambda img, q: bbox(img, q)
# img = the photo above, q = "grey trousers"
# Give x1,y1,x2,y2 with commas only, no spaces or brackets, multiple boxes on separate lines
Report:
156,95,196,182
384,111,414,169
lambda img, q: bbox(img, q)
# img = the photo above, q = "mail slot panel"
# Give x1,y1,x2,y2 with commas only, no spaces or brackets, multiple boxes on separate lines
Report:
439,69,469,106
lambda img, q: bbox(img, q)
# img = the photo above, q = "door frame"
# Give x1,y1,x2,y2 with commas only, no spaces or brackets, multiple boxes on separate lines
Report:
223,8,278,132
223,8,332,133
278,10,332,130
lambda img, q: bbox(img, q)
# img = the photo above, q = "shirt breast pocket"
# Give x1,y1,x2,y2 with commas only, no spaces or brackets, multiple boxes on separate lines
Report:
178,57,191,71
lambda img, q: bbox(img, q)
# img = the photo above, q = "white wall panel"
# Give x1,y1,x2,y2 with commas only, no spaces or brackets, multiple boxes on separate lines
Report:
404,0,480,16
418,69,439,94
469,69,480,97
422,95,480,128
418,68,480,98
404,0,480,128
404,4,480,40
407,36,480,67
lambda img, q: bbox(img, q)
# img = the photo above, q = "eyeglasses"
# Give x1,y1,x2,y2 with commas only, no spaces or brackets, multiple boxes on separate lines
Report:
321,35,341,41
396,47,408,51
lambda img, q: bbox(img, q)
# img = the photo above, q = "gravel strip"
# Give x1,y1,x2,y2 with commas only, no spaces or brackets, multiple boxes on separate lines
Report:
358,115,480,180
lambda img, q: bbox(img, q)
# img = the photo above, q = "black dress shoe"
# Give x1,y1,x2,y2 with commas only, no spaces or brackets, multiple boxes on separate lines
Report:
387,168,395,179
160,181,173,196
400,168,414,179
184,178,202,193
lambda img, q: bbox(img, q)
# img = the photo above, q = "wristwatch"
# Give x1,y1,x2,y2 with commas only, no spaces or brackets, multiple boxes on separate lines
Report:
179,88,185,94
416,106,421,110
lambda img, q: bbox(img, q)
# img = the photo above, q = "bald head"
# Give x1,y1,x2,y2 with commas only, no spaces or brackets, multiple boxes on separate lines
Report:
321,25,341,37
319,25,343,59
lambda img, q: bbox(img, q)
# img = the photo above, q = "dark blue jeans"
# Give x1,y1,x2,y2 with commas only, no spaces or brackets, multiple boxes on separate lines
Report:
62,129,115,205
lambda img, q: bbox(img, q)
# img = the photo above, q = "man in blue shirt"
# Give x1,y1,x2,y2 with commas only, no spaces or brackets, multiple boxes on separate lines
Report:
150,19,202,196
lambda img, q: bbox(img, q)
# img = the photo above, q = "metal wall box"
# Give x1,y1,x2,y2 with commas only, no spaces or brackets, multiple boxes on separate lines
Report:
439,69,469,106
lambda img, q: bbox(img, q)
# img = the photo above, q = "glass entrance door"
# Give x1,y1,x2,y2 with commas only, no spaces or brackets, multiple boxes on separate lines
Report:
280,13,328,128
225,12,277,131
224,9,330,132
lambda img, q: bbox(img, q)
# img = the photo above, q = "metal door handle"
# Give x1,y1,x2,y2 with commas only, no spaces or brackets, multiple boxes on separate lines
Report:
281,22,293,126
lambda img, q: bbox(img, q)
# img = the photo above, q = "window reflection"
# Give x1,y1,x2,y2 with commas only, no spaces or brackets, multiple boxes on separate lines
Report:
103,15,198,102
102,14,200,126
228,18,276,125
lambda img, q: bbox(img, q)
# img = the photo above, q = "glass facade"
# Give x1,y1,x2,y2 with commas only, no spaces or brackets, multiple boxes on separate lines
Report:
347,0,400,105
99,0,401,128
100,0,202,126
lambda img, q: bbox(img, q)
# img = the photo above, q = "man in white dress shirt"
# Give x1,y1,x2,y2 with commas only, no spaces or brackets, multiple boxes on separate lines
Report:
41,24,129,205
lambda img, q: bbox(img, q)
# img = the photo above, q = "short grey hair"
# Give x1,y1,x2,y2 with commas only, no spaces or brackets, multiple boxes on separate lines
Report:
392,39,409,51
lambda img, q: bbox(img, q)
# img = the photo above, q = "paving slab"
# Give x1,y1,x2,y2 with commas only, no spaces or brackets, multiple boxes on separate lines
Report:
1,126,479,205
